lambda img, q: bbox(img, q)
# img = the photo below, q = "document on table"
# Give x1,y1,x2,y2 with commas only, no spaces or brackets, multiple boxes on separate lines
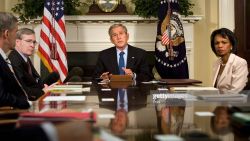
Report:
43,96,86,102
66,82,92,85
173,87,218,91
197,94,248,101
48,85,90,93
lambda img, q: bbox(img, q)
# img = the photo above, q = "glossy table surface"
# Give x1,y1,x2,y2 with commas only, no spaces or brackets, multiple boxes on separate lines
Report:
9,82,250,141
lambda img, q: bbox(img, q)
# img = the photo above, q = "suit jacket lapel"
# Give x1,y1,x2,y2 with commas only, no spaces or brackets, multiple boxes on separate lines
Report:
213,60,220,86
126,45,135,69
111,47,120,74
217,54,235,84
12,50,29,73
0,55,17,85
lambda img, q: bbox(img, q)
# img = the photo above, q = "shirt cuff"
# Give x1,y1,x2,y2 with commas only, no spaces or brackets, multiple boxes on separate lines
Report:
133,73,136,80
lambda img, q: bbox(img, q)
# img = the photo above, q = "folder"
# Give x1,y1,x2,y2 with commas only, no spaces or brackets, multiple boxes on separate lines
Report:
110,75,132,82
17,112,96,126
160,79,202,85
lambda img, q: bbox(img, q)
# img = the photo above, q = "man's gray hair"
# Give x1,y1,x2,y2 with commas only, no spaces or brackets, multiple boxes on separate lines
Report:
108,23,128,36
16,28,35,39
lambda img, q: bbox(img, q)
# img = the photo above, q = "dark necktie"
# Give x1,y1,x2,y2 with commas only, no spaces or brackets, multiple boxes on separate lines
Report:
5,58,28,100
27,58,32,76
119,52,125,75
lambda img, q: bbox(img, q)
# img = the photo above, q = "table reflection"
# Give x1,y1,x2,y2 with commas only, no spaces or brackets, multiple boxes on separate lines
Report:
156,99,185,135
97,82,149,135
211,106,231,135
2,82,249,141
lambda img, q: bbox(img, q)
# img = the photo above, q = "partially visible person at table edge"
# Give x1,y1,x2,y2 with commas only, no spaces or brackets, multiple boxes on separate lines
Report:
211,28,248,94
0,12,29,109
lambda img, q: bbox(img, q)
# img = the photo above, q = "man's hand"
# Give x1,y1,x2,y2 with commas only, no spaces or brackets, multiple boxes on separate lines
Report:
42,82,58,93
100,72,111,80
122,67,134,77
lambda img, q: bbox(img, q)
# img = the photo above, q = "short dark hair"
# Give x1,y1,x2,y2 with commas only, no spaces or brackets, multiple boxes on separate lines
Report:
16,28,35,40
0,12,18,36
210,28,237,55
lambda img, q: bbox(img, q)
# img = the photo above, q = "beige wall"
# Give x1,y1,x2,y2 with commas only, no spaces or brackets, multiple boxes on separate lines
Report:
0,0,18,12
0,1,5,11
191,0,218,86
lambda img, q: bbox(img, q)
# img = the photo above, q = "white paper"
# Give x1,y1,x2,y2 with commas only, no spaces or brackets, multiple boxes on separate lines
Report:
98,114,115,119
66,82,92,85
195,112,214,116
101,98,114,102
48,87,90,92
141,80,160,84
157,88,168,91
198,94,248,101
43,96,86,101
101,88,112,91
173,87,218,91
154,135,183,141
54,85,82,88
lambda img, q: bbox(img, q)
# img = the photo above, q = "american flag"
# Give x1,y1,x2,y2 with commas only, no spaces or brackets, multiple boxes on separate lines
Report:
38,0,68,82
162,30,170,45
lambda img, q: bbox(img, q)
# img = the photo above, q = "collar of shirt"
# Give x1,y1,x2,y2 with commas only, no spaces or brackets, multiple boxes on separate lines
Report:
16,49,28,62
116,45,128,67
0,48,8,60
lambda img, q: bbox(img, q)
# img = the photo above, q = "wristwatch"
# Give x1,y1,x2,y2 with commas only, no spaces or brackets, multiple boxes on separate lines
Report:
96,0,119,12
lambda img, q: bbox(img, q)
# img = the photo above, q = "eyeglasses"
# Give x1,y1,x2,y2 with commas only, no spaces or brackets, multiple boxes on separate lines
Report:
22,39,37,45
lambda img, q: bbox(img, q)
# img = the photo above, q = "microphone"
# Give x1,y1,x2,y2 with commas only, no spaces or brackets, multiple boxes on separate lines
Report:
63,67,84,83
43,71,60,85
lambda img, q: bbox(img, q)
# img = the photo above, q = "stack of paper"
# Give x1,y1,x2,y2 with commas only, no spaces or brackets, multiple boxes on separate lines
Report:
48,85,90,93
197,94,248,102
43,96,86,102
66,81,92,85
173,87,218,91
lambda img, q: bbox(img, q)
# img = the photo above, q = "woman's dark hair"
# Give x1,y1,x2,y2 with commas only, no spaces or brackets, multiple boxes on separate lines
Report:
210,28,237,55
210,106,232,135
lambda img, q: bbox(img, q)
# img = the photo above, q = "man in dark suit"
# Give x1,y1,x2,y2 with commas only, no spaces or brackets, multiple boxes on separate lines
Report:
8,28,58,100
93,23,153,82
0,12,30,109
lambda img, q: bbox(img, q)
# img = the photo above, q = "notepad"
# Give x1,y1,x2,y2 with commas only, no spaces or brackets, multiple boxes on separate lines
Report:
110,75,132,82
48,86,90,93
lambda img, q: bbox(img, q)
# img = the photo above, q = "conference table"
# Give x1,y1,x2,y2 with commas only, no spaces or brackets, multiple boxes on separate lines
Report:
2,80,250,141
